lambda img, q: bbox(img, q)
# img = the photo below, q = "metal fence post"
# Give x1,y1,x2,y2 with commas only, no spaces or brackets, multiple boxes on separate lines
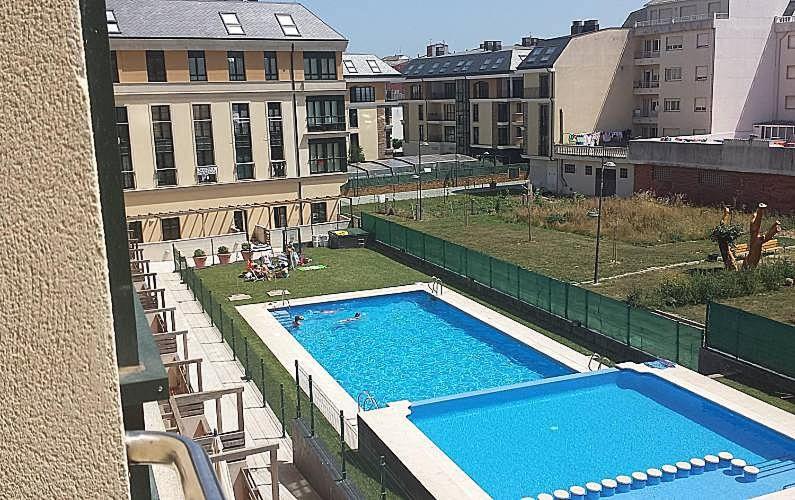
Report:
489,257,493,289
243,335,251,381
564,284,570,320
295,360,301,418
339,410,347,480
231,323,237,361
675,321,681,363
308,375,315,437
279,383,286,438
703,302,711,349
260,358,266,406
584,291,590,329
626,304,632,346
207,290,213,326
379,456,387,500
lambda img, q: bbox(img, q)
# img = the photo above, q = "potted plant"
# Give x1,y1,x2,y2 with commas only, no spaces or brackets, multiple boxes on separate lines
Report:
240,242,253,262
193,248,207,268
217,245,231,265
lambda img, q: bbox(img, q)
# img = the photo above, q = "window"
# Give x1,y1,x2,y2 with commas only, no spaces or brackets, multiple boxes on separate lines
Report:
694,97,708,112
192,104,216,183
232,103,254,180
306,96,345,131
585,165,593,176
564,164,576,174
220,12,244,35
497,103,509,123
304,52,337,80
697,33,711,48
472,126,479,144
233,210,248,234
268,103,286,177
311,202,328,224
410,84,423,100
227,51,246,81
385,107,392,126
418,104,424,121
788,66,795,79
620,168,628,179
106,10,120,33
275,14,300,36
472,104,479,122
115,106,134,189
188,50,207,82
664,99,681,112
366,59,382,73
264,51,278,80
350,86,375,103
444,103,455,121
161,217,181,241
349,109,358,128
350,133,359,153
790,35,795,49
309,138,347,174
653,166,672,181
474,81,489,98
273,206,288,228
693,129,708,135
146,50,166,82
444,126,456,143
699,170,728,186
665,67,682,82
110,50,119,83
151,105,176,186
515,126,523,138
666,36,683,51
343,59,357,73
695,66,709,81
786,96,795,109
128,221,143,243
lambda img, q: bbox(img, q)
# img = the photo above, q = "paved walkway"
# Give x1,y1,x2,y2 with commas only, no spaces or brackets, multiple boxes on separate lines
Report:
150,261,319,500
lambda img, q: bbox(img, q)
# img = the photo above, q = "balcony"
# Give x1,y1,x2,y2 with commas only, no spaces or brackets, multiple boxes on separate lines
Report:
512,112,525,125
633,80,660,95
633,109,658,124
270,160,287,178
307,116,346,132
634,13,725,34
386,89,405,101
427,112,455,122
635,50,660,59
196,165,217,184
122,171,136,190
554,144,628,159
235,163,255,180
525,87,551,99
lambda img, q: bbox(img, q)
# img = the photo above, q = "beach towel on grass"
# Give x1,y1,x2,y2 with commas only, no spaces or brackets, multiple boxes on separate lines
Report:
297,265,327,271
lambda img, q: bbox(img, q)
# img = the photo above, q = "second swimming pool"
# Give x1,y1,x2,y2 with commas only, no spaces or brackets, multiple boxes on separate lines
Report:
279,290,573,404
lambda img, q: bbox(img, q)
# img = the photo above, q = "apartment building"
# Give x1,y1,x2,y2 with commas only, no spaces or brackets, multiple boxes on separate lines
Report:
400,41,532,162
627,0,792,138
518,23,636,196
108,0,350,244
343,53,403,161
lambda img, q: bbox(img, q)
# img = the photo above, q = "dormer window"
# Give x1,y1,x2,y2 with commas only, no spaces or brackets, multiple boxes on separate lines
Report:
367,59,381,73
343,60,357,73
275,14,300,36
106,10,120,34
220,12,244,35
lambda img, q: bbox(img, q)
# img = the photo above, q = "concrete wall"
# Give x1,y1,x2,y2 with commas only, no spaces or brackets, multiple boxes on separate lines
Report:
356,107,380,160
558,161,635,197
1,0,129,497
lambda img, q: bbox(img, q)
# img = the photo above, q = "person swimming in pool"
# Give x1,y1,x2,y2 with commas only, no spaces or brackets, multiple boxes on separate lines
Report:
293,315,304,327
339,312,362,324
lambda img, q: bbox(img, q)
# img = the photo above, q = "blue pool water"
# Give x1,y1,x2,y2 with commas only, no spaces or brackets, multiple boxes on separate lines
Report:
409,370,795,499
280,291,572,404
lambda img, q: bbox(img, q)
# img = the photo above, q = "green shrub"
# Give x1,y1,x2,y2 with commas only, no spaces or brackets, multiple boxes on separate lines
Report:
193,248,206,258
545,213,568,225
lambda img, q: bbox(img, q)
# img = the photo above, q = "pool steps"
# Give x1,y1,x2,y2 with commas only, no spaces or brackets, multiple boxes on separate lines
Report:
271,309,295,328
533,451,755,499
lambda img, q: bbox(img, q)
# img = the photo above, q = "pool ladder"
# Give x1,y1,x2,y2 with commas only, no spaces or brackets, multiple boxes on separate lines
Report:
428,277,444,296
281,290,291,310
357,390,382,413
588,353,612,371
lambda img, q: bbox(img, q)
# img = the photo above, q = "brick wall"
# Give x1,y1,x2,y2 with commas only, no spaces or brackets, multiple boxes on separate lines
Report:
634,164,795,212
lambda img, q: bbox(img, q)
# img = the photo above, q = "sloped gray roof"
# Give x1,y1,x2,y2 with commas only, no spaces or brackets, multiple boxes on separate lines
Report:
516,36,571,70
342,54,401,78
105,0,346,41
401,47,531,79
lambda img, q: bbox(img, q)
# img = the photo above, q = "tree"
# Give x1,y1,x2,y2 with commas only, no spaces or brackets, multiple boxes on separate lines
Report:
743,203,781,270
711,207,742,270
348,144,365,164
391,138,403,150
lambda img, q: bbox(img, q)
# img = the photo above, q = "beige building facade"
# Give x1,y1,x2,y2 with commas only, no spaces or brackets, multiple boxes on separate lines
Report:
109,0,350,244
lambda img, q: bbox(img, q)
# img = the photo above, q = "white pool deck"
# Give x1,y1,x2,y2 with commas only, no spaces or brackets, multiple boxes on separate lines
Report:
235,281,795,500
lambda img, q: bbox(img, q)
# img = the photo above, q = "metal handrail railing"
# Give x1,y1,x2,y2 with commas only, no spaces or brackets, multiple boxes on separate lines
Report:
125,430,225,500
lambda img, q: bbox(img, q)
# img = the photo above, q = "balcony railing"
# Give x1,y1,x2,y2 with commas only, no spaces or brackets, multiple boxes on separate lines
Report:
554,144,628,159
122,171,136,190
307,116,346,132
270,160,287,178
386,89,405,101
525,87,551,99
235,163,255,180
776,16,795,23
635,50,660,59
429,92,456,100
196,165,217,184
512,112,524,124
633,109,659,118
427,113,455,122
635,13,718,28
634,80,660,89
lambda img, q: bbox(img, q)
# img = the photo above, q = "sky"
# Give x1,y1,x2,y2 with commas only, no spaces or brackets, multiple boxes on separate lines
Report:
297,0,648,57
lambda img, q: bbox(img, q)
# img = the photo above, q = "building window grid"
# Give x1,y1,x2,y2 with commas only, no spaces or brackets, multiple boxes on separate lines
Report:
232,103,254,180
350,86,376,103
699,170,728,186
192,104,216,183
146,50,166,82
268,102,287,178
311,202,328,224
264,51,278,80
472,103,479,122
620,167,629,179
653,167,673,181
188,50,207,82
151,105,177,186
115,106,135,189
694,98,708,112
666,36,683,51
585,165,593,176
306,96,345,131
349,108,358,128
664,67,682,82
161,217,181,241
696,33,711,48
273,206,288,228
564,164,576,174
304,52,337,80
227,51,246,81
664,99,681,112
110,50,119,83
309,139,347,174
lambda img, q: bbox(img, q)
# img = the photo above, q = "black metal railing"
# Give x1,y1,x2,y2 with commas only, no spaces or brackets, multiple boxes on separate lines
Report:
270,160,287,178
307,116,346,132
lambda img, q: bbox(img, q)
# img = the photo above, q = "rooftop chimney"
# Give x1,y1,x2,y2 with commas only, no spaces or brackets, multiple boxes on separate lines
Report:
521,36,534,47
426,42,449,57
481,40,502,52
582,19,600,33
570,20,584,35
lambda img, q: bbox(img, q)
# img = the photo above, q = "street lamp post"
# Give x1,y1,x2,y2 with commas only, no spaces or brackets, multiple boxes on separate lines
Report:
415,137,429,220
593,160,616,284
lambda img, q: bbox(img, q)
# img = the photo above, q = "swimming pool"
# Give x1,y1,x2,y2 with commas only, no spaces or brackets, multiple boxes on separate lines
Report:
409,369,795,499
278,290,573,404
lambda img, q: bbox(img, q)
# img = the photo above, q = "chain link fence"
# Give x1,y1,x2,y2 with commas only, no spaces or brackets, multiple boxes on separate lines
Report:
361,213,703,369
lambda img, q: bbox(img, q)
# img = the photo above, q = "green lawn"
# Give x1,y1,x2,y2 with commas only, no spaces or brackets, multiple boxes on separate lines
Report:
361,199,715,283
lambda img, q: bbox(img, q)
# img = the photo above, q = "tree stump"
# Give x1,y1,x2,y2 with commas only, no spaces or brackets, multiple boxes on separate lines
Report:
743,203,781,270
717,207,738,271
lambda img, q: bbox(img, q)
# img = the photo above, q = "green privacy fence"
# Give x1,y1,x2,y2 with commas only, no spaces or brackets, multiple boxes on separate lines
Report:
361,213,703,369
344,161,528,193
706,302,795,379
